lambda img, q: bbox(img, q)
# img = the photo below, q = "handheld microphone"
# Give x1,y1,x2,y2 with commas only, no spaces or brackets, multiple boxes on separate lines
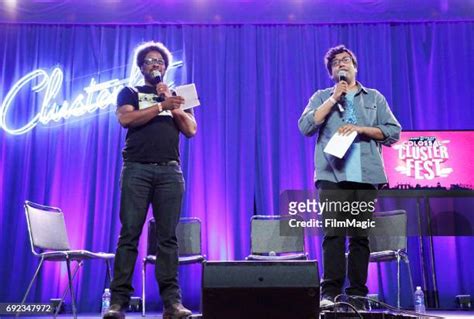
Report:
338,70,348,83
151,70,166,100
151,70,162,83
336,70,348,112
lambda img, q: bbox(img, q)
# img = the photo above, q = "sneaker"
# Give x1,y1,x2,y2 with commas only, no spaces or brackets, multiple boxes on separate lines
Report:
320,296,335,309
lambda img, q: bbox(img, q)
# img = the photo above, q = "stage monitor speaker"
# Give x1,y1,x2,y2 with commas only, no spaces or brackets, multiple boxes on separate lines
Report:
202,260,319,319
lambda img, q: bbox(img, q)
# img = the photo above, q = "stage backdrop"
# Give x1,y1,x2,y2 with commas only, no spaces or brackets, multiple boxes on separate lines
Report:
1,22,473,311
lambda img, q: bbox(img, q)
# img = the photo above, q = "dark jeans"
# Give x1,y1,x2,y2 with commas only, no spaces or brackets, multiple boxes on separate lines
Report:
317,180,378,299
110,161,185,308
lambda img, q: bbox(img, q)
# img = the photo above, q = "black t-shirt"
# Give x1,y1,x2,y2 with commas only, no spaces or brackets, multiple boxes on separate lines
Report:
117,85,180,163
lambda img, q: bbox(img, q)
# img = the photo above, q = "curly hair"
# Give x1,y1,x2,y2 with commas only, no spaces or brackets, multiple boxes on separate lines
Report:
135,41,172,69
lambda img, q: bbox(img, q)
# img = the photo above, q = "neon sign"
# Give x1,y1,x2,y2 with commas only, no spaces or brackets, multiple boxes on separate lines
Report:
393,137,452,180
0,52,183,135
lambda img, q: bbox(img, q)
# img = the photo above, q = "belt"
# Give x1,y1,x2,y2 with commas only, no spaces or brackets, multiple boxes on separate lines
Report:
141,160,179,166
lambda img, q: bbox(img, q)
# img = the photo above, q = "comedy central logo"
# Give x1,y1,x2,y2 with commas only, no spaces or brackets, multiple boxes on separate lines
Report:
393,136,453,180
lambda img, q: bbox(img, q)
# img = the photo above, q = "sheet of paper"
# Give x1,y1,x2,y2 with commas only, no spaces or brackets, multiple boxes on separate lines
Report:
323,131,357,159
174,83,200,110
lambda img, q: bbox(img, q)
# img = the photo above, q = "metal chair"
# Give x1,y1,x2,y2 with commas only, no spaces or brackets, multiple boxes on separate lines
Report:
246,215,308,260
369,209,415,309
22,200,115,318
142,217,205,316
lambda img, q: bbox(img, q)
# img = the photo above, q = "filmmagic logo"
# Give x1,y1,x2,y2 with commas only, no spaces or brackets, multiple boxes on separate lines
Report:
394,136,453,180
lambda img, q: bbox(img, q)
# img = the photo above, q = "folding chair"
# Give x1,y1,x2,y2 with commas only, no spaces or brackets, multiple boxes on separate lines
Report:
369,210,415,309
141,217,205,316
246,215,308,260
22,200,115,318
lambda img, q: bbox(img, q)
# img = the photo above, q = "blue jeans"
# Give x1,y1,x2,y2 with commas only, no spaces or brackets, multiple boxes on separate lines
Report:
110,161,185,308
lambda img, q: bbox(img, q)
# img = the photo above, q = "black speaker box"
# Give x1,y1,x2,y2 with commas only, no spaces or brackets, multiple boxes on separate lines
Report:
202,260,319,319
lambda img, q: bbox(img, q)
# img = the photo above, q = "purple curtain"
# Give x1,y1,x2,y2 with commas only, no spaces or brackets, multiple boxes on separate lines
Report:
1,22,473,311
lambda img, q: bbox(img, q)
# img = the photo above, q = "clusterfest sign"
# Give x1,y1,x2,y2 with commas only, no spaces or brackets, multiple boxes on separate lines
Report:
393,136,451,180
0,52,183,135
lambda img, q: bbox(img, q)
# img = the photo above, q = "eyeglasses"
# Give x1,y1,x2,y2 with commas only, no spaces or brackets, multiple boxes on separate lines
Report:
331,56,352,67
143,58,165,66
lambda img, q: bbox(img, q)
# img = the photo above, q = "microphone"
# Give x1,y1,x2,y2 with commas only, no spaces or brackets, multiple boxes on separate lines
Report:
151,70,162,83
151,70,166,100
336,70,347,112
338,70,348,83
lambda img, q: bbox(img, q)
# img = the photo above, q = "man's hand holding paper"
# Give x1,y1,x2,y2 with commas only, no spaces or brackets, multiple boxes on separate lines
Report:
323,130,358,159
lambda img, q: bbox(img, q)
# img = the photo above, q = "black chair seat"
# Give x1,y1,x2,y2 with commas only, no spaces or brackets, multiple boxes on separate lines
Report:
369,250,398,262
246,253,307,261
144,254,205,265
40,250,115,261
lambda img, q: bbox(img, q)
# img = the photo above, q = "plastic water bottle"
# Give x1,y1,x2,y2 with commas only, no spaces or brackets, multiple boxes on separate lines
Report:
414,286,426,313
101,288,111,316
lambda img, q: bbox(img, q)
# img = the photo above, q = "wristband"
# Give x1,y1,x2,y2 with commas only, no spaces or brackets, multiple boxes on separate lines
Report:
328,97,337,105
157,102,163,114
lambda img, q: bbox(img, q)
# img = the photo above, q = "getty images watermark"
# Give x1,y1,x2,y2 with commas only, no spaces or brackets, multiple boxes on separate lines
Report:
288,198,376,229
280,190,378,235
279,190,474,236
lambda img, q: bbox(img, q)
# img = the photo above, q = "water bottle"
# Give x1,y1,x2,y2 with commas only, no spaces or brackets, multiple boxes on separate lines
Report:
101,288,111,316
414,286,426,313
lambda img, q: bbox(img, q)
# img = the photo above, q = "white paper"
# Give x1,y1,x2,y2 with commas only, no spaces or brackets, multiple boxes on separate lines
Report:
174,83,200,110
323,131,357,159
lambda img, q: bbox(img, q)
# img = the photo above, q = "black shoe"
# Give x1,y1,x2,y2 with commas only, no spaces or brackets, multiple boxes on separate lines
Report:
103,304,125,319
347,297,367,311
163,303,192,319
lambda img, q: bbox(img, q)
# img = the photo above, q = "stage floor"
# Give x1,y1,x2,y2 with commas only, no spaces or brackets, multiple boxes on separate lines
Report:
14,310,474,319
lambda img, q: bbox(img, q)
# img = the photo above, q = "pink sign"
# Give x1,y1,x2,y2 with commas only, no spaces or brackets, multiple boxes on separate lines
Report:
382,131,474,189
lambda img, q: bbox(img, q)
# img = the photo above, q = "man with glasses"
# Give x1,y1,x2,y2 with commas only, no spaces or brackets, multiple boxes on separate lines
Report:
298,45,401,310
104,42,196,319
